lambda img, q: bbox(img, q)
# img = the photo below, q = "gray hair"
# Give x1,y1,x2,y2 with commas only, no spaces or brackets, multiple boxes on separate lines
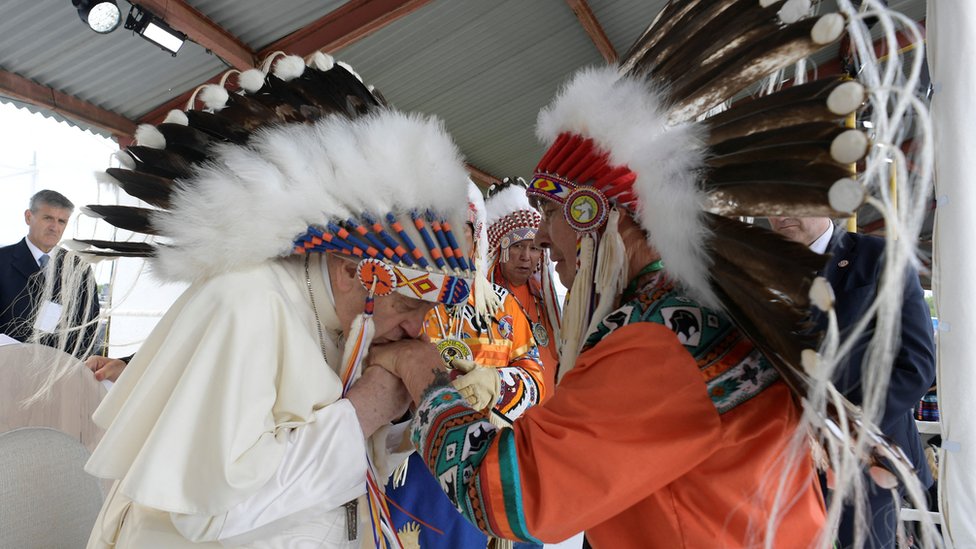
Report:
29,189,74,213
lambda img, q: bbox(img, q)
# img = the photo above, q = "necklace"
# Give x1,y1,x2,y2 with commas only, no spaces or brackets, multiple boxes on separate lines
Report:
430,304,474,366
304,254,360,540
498,268,550,348
304,255,328,359
525,289,549,347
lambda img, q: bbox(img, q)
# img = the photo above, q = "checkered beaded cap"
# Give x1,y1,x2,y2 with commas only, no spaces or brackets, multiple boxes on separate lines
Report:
485,177,542,264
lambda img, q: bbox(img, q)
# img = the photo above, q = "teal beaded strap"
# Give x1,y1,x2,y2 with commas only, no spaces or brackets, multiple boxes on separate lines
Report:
621,259,664,302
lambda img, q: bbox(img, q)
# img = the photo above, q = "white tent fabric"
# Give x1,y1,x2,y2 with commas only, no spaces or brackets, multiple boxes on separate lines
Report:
928,3,976,547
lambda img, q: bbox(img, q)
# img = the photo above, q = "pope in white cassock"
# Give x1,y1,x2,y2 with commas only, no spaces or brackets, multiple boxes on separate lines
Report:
63,53,479,548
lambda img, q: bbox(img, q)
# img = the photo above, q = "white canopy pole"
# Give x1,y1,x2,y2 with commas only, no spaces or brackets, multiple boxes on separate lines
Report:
927,3,976,547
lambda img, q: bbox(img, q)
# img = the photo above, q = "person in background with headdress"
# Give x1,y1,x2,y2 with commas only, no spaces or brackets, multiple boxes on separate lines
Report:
485,177,561,393
43,52,477,548
366,1,934,547
387,181,544,549
0,190,100,358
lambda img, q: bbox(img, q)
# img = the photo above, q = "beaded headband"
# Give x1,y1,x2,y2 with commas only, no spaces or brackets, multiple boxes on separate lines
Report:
293,211,472,305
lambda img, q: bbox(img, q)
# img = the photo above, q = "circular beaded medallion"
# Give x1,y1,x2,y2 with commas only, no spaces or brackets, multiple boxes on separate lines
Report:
563,186,609,232
436,338,474,366
356,258,397,296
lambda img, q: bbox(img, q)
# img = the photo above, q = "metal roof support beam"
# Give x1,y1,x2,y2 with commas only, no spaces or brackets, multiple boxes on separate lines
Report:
0,70,137,139
564,0,617,64
260,0,433,57
466,163,502,191
136,0,256,69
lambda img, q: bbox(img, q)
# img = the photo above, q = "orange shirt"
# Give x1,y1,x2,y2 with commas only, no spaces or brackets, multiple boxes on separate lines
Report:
424,284,546,416
512,324,825,548
509,281,559,398
411,282,825,548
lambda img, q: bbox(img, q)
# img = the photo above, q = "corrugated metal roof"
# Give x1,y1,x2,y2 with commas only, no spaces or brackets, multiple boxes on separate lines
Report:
336,0,662,179
0,1,348,121
0,0,928,182
184,0,347,51
0,1,222,118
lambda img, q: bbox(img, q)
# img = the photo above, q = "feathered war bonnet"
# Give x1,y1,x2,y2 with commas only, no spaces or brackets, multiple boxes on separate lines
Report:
82,51,474,305
528,1,866,373
528,0,934,525
78,50,475,547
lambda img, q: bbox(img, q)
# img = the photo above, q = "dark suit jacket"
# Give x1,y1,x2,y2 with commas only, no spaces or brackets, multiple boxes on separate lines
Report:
825,230,936,487
0,238,100,357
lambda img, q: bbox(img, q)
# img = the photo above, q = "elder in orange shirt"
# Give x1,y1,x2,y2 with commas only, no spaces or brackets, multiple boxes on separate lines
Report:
368,63,831,547
484,178,561,395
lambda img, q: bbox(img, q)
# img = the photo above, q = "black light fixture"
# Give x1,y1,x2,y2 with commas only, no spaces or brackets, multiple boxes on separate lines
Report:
124,5,186,56
73,0,122,34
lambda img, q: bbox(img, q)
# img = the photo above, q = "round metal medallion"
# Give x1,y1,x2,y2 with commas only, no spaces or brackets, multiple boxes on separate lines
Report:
532,322,550,347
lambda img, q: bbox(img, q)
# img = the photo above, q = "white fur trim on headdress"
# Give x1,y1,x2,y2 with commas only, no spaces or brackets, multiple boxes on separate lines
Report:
152,109,470,283
135,124,166,149
238,68,266,94
485,184,535,231
163,109,189,125
535,66,714,307
467,180,488,240
466,180,501,317
307,51,335,72
198,84,230,111
273,55,306,81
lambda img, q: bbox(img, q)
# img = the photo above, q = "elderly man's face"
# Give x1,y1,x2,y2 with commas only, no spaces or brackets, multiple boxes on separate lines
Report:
499,240,541,286
369,292,437,343
768,216,833,246
534,200,577,287
331,257,437,343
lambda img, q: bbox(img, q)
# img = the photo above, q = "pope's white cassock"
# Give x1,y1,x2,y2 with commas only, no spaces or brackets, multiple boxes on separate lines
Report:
85,254,410,548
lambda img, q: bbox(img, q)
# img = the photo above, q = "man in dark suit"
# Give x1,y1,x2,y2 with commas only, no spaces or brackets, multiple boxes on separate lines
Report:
770,216,936,549
0,190,100,357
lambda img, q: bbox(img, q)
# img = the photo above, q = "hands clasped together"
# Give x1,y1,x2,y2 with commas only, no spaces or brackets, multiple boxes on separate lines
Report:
345,339,503,436
358,339,500,413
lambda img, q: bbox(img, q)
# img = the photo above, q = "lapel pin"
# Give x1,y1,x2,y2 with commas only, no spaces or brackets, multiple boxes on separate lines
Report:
838,259,849,268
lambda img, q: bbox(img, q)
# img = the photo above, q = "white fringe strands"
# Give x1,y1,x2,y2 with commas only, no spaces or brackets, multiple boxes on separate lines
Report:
773,2,939,548
22,248,101,406
540,251,562,351
473,254,501,320
587,208,628,340
555,233,596,382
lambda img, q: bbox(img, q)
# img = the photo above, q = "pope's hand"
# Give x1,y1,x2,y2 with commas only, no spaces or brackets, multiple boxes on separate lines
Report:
450,359,500,411
367,339,441,378
346,367,411,437
368,340,449,404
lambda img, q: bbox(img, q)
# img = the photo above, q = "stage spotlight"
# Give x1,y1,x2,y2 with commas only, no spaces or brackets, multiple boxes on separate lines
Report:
124,5,186,56
73,0,122,34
